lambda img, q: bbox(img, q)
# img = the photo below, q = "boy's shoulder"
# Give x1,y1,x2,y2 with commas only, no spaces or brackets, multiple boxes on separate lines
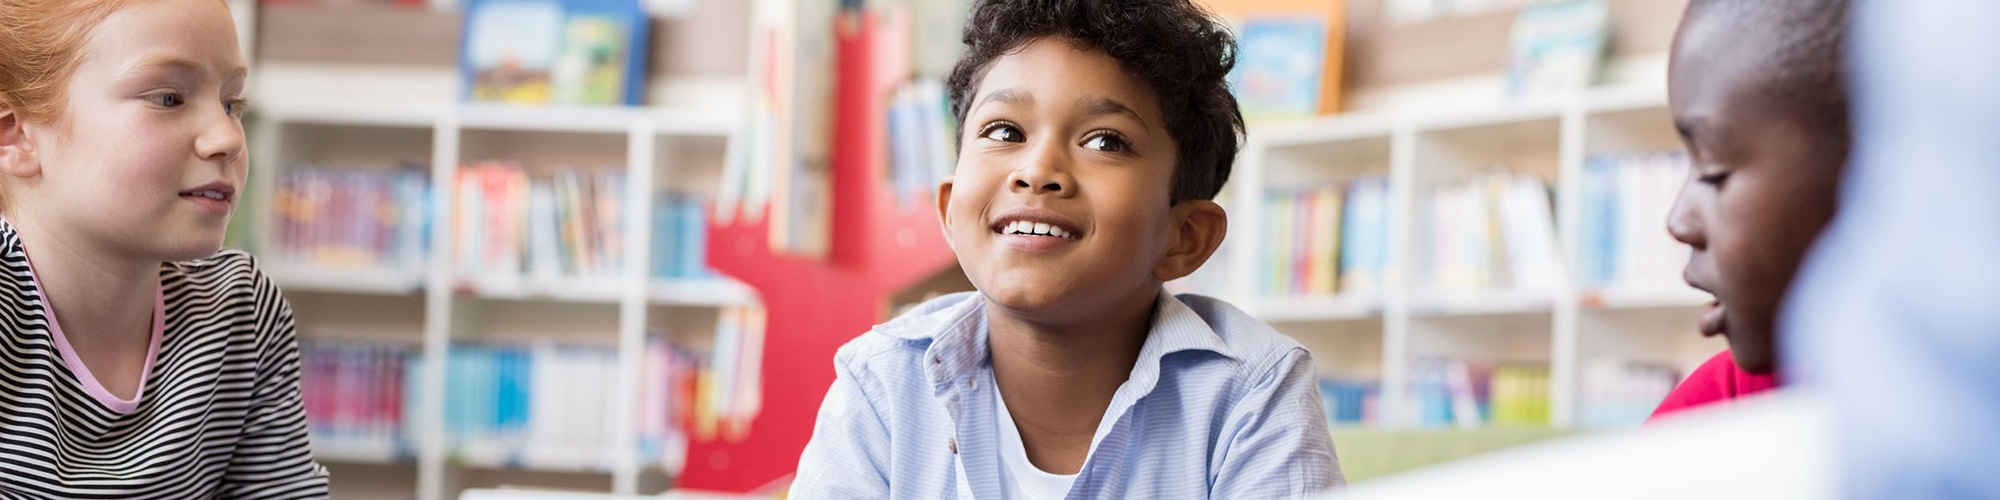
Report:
1163,293,1311,376
833,291,986,370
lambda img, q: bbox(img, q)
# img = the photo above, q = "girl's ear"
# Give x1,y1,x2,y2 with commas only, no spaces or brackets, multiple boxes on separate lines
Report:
0,108,40,180
1153,199,1227,282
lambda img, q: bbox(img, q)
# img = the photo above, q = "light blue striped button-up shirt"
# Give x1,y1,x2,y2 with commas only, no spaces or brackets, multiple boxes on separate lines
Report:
790,289,1343,499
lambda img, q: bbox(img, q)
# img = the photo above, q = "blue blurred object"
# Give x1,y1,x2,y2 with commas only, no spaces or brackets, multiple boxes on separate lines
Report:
1782,0,2000,497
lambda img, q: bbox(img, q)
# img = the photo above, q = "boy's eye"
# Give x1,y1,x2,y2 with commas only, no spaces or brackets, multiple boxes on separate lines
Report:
1081,132,1131,153
1697,171,1730,188
224,98,249,118
979,123,1025,143
145,92,184,108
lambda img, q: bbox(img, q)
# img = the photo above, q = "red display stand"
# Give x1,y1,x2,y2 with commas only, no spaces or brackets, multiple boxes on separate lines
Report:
677,9,956,493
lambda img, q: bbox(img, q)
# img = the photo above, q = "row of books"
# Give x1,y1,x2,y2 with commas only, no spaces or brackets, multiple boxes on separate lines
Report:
1422,171,1559,296
443,342,620,469
1319,378,1380,426
885,79,955,210
651,193,717,280
1261,177,1391,297
1576,359,1681,428
641,306,768,474
272,166,432,271
1411,358,1551,428
299,307,767,470
1578,151,1692,293
301,342,419,458
452,162,628,283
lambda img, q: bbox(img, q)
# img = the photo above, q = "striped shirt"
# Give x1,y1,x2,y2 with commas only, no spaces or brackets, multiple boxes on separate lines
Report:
0,219,330,498
791,289,1343,499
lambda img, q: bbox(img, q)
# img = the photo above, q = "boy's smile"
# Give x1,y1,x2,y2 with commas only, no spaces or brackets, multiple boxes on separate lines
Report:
990,206,1083,252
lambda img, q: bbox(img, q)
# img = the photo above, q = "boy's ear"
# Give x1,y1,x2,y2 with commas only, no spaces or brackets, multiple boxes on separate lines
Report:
1154,199,1227,282
935,177,956,249
0,107,39,180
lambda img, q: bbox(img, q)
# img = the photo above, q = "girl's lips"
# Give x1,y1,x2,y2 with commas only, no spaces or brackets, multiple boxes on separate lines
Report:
180,193,233,214
1699,300,1728,337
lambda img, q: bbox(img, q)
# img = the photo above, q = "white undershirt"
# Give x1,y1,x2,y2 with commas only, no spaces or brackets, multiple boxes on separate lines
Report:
995,378,1080,500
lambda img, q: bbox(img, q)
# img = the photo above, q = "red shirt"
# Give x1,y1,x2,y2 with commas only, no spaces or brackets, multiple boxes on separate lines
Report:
1647,350,1782,422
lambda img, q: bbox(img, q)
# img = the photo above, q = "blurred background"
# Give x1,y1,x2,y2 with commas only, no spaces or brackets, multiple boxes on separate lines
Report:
225,0,1711,498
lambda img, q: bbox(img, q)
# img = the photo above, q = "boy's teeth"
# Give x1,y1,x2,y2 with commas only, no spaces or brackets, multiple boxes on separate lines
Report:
1033,222,1050,235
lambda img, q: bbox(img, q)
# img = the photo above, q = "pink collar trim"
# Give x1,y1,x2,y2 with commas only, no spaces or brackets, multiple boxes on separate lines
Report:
22,248,165,415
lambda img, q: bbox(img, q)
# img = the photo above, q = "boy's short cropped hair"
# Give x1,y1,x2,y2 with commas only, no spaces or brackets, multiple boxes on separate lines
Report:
946,0,1245,205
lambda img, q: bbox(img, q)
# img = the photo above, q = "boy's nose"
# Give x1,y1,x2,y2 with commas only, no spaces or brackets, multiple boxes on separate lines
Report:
1007,157,1074,197
1666,182,1705,249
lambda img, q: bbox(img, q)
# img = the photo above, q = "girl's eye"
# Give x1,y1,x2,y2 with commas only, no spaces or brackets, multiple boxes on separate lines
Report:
1082,132,1131,153
146,92,184,108
979,123,1025,143
224,99,248,118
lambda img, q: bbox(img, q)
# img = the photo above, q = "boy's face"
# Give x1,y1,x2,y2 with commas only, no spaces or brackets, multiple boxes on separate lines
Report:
9,0,248,262
1666,12,1844,374
939,38,1183,322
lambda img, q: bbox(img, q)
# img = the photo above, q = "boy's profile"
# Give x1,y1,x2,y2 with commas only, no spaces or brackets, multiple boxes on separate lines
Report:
1653,0,1850,419
790,0,1342,497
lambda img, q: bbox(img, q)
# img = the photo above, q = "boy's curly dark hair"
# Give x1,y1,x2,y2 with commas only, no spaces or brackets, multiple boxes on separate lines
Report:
947,0,1244,205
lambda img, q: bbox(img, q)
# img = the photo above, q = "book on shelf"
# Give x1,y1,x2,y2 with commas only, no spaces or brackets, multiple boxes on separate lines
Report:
1319,378,1380,426
885,78,956,210
1230,16,1330,121
1579,151,1692,293
1263,183,1342,296
1410,357,1550,428
1578,359,1681,428
460,0,650,106
1505,0,1609,98
273,165,432,271
1261,176,1390,298
1339,176,1390,296
445,342,617,469
301,341,418,459
1422,170,1558,296
652,192,719,281
453,161,629,286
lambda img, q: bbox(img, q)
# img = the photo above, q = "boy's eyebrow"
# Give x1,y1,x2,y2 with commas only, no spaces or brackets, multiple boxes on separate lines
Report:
974,88,1034,115
1675,116,1709,143
1078,96,1150,132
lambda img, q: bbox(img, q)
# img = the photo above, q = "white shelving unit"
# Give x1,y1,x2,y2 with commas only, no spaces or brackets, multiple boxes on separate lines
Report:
250,103,754,500
1223,86,1727,430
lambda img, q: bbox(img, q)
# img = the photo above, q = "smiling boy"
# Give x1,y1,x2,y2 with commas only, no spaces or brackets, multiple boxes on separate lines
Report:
789,0,1341,498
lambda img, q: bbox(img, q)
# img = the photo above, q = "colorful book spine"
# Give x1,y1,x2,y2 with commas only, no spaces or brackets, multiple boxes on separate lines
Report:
1263,181,1369,297
652,192,718,281
1422,171,1558,295
1579,151,1692,292
1339,177,1390,295
1318,378,1379,426
1410,357,1550,428
452,162,630,282
273,166,432,270
300,342,418,458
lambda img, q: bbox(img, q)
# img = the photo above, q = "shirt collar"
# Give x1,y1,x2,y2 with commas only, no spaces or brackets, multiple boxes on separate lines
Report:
873,288,1239,396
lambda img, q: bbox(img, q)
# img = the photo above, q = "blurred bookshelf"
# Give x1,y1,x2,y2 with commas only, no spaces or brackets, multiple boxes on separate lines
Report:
1217,85,1725,437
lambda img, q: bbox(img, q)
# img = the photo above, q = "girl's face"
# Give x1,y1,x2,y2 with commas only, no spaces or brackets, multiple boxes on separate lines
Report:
18,0,248,262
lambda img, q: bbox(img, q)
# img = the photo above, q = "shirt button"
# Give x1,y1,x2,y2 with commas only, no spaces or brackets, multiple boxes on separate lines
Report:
949,438,958,455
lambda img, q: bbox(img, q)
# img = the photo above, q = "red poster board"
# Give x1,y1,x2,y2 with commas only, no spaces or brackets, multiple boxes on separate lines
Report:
677,8,955,493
